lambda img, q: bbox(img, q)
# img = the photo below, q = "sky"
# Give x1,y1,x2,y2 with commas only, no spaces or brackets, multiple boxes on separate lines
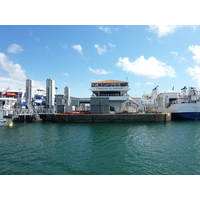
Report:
1,25,200,98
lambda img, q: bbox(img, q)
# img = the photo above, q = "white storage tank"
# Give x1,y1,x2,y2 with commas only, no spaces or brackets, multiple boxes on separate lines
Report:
26,79,34,105
46,78,55,108
64,86,71,106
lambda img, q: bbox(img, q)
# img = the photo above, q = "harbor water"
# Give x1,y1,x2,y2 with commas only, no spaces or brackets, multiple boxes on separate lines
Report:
1,121,200,175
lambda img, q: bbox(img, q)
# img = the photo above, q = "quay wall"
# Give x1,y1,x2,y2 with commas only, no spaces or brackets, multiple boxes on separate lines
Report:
41,113,171,123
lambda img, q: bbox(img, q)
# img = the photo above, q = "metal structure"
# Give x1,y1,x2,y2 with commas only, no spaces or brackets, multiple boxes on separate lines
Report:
64,86,70,106
46,78,55,108
26,79,34,106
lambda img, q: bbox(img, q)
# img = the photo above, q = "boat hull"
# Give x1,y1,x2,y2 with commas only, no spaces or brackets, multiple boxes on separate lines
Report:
172,112,200,120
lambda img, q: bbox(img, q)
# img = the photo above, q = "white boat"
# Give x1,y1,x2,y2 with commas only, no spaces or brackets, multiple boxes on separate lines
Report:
0,87,46,124
21,88,46,108
142,86,200,120
0,119,6,125
0,97,17,125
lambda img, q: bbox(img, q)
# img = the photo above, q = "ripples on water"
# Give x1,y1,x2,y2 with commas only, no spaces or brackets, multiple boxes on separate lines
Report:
1,121,200,175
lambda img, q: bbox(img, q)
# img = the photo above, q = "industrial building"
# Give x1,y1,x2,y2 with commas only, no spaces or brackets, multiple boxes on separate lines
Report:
52,79,141,114
5,78,143,121
2,78,172,124
90,80,134,113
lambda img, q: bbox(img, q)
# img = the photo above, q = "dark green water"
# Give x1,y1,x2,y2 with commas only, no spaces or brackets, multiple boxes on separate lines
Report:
1,121,200,175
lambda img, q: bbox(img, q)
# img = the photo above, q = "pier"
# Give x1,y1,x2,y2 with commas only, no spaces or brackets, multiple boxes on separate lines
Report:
1,78,172,124
40,113,171,123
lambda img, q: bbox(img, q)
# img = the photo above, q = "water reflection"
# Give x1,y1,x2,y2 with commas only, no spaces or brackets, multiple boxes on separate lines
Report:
1,121,200,174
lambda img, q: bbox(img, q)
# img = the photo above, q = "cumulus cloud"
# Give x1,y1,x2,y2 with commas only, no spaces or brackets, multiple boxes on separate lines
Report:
116,56,176,79
185,45,200,87
0,53,26,81
94,44,107,55
149,25,198,37
188,45,200,64
0,53,46,91
148,25,183,37
186,66,200,88
88,67,112,75
72,44,82,54
98,26,118,34
34,80,46,89
7,43,24,54
0,53,27,90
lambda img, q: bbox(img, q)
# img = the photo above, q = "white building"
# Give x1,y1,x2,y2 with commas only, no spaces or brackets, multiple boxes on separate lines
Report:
90,80,131,111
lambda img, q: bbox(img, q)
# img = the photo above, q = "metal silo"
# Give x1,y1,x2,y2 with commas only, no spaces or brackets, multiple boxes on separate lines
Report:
26,79,34,106
64,86,71,106
46,78,55,108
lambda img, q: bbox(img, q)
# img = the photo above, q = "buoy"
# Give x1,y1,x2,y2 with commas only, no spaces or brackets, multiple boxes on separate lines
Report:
5,118,13,127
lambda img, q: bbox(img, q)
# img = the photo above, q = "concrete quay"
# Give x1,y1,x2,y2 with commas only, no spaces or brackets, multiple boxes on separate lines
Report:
41,113,171,123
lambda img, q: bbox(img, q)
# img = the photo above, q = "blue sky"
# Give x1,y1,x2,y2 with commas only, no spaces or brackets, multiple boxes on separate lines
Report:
1,25,200,98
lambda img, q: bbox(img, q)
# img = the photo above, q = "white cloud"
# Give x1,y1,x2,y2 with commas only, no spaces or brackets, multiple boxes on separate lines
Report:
72,44,82,54
148,25,182,37
98,26,112,33
64,82,72,86
62,44,68,49
7,43,24,54
186,66,200,88
188,45,200,64
146,37,152,44
145,82,155,85
135,82,142,87
170,51,186,63
77,84,84,87
98,26,118,33
116,56,176,79
63,73,69,76
34,80,46,89
0,53,26,81
94,44,107,55
191,25,198,31
186,45,200,87
0,77,25,91
108,43,116,51
29,31,40,42
170,51,178,57
88,67,112,75
149,25,199,38
108,43,116,48
178,56,187,63
0,53,27,90
0,53,46,91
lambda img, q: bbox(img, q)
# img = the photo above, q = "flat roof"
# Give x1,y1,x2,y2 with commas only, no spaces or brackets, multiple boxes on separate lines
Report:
92,80,128,84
